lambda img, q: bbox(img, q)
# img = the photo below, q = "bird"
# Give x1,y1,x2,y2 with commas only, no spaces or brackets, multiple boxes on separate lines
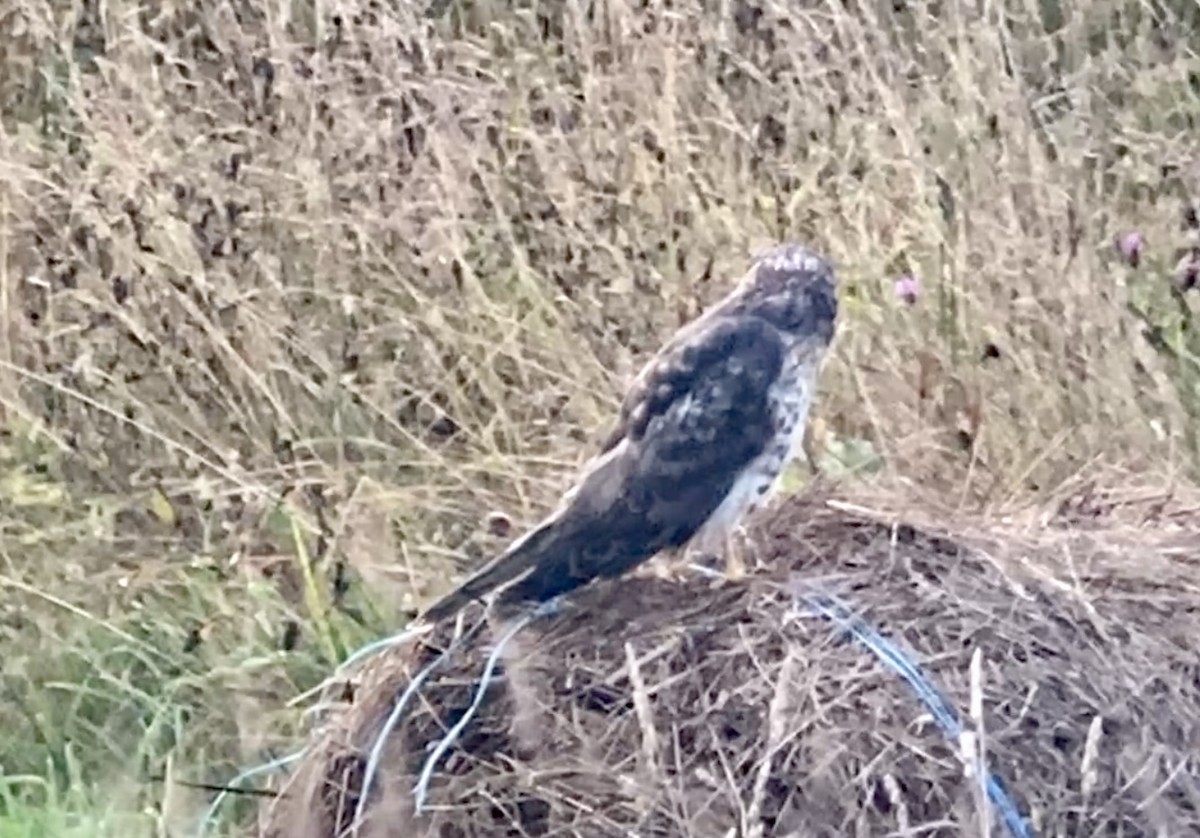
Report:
417,242,839,625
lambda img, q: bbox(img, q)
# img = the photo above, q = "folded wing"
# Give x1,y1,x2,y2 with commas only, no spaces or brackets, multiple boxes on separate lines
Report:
417,314,786,623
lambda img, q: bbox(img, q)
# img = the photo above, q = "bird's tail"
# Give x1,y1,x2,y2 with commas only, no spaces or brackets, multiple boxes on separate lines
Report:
416,514,562,625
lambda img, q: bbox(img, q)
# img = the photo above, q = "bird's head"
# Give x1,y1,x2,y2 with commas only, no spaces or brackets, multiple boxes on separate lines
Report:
722,242,839,356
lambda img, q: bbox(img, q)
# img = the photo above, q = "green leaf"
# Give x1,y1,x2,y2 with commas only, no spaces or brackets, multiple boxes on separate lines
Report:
817,436,885,478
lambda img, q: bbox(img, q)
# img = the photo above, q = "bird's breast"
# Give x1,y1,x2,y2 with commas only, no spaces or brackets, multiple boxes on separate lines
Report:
769,357,817,453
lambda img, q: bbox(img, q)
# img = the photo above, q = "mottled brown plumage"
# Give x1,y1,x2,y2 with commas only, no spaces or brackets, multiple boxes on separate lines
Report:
418,243,839,625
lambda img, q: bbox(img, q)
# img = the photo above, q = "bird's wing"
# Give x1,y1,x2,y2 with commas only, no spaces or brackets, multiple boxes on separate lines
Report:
592,309,725,458
417,314,786,624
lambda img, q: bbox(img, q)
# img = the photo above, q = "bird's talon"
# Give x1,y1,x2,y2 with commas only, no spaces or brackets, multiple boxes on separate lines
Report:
723,534,750,581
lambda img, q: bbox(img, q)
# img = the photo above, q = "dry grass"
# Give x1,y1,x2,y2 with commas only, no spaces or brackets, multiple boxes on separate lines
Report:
256,480,1200,837
0,0,1199,833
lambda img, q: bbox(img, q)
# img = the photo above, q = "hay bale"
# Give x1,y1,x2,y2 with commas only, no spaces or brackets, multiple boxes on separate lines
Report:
256,484,1200,837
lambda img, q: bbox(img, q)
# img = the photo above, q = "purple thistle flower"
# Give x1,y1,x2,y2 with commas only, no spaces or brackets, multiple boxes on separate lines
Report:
893,275,920,305
1115,231,1144,267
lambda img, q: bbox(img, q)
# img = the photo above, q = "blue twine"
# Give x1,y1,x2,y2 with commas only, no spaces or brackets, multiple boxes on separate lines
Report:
794,583,1034,838
197,624,430,837
347,620,485,834
336,627,426,672
412,598,561,812
195,749,305,836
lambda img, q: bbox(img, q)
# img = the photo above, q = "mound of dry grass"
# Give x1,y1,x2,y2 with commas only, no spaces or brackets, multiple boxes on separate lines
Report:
3,0,1200,829
254,480,1200,837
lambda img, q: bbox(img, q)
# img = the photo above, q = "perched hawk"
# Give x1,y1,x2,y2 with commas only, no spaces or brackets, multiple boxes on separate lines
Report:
419,242,839,624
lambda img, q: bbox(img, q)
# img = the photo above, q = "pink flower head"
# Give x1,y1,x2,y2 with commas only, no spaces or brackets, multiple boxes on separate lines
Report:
1115,231,1144,267
893,275,920,305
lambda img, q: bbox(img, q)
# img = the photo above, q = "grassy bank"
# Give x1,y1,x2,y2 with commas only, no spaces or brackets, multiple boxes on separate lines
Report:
1,0,1197,833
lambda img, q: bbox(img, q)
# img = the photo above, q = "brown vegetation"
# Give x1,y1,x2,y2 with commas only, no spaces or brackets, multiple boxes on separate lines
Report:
257,479,1200,837
2,0,1200,832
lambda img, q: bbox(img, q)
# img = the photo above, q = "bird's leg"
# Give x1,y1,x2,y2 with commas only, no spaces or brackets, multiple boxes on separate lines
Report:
723,528,748,581
644,544,691,580
680,522,753,582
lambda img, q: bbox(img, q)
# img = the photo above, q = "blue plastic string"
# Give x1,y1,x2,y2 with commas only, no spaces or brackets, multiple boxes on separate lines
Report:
793,582,1034,838
412,598,561,812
